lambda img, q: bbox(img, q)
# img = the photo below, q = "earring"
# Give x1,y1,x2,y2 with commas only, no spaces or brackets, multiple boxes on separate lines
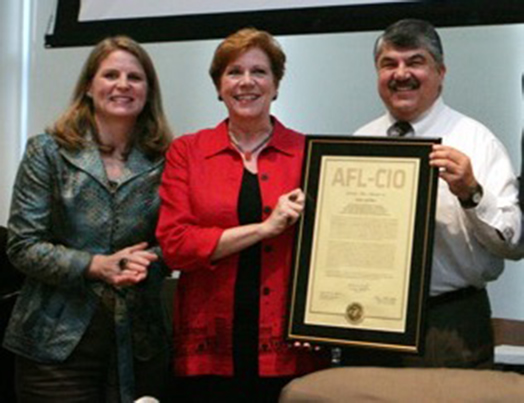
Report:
273,93,278,101
218,95,223,101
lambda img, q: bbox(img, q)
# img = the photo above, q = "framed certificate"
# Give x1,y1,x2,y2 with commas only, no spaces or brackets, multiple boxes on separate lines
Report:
287,135,440,353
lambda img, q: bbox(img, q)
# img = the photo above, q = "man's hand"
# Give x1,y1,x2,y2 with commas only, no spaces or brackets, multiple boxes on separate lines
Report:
430,144,479,201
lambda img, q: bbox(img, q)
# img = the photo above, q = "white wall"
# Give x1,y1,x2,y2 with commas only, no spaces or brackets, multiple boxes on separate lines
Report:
11,0,524,319
0,1,25,225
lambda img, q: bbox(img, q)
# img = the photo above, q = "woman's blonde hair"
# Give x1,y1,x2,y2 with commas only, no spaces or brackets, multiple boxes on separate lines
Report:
48,36,172,159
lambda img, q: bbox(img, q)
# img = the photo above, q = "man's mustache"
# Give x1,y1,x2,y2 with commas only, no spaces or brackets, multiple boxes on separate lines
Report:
388,77,420,91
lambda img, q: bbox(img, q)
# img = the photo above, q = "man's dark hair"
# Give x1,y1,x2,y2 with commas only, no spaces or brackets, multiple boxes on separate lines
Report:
374,19,444,67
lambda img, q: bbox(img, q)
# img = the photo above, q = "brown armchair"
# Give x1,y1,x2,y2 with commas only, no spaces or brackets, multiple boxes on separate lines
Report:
279,366,524,402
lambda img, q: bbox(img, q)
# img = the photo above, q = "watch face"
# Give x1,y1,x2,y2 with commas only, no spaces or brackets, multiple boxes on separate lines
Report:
472,191,482,204
460,185,483,209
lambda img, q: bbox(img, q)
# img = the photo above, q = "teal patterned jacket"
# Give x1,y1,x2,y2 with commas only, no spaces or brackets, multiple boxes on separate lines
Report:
3,133,169,401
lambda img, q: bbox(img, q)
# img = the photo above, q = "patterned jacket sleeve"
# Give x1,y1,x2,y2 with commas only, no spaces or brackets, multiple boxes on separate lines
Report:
7,135,92,288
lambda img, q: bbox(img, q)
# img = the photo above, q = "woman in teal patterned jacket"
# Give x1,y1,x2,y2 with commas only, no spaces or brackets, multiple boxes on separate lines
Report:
4,36,172,402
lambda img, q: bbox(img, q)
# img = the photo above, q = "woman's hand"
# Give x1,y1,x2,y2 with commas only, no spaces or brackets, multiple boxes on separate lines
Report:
211,189,306,261
86,242,158,287
260,188,305,239
291,341,322,352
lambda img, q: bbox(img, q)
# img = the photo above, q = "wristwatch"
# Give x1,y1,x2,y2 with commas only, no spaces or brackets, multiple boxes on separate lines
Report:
459,184,483,209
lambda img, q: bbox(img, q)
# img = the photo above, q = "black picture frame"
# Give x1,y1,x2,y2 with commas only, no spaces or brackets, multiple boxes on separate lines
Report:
46,0,524,48
287,135,440,353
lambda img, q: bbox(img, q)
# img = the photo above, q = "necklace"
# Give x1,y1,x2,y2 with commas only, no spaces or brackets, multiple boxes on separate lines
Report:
229,130,273,161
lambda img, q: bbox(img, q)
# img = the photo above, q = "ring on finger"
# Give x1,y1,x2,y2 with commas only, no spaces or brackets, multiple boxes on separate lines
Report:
118,258,128,271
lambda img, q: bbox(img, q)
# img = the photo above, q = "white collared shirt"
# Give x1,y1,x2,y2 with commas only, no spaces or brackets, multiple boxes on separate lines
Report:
356,97,521,296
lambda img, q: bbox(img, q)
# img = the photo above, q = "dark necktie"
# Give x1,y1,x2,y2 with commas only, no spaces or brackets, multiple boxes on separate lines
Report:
387,121,413,137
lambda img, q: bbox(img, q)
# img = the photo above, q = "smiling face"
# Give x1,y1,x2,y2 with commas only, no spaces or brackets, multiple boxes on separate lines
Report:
218,47,277,123
376,43,446,122
88,49,148,126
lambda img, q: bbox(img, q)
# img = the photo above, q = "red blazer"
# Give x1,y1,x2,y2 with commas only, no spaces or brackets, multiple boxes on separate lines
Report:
157,118,328,376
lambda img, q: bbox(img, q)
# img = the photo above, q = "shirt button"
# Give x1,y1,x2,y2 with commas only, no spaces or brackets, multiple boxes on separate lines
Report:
261,173,269,181
263,287,271,296
264,245,273,253
263,206,272,215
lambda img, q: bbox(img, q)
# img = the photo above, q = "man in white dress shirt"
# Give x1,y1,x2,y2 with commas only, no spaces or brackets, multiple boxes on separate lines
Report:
344,19,522,368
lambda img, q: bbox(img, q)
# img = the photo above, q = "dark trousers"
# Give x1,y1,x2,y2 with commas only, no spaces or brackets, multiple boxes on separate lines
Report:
1,296,18,403
15,302,169,403
171,375,295,403
342,287,494,369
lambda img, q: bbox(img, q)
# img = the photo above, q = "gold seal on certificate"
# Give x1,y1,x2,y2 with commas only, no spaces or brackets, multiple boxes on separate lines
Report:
345,302,364,325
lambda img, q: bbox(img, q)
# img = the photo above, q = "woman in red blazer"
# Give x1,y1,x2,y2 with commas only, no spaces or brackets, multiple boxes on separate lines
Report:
157,28,328,402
